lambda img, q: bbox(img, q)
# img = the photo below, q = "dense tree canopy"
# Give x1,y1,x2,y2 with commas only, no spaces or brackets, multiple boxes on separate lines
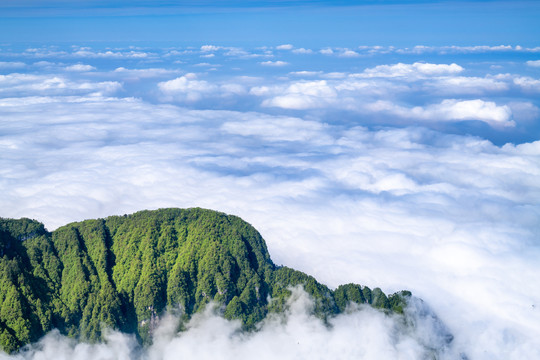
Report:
0,208,410,353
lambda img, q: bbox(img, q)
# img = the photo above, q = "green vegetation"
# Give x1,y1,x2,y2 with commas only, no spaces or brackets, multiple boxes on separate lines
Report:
0,208,411,353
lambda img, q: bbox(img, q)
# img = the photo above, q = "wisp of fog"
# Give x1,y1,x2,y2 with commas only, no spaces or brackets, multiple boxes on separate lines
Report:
1,288,462,360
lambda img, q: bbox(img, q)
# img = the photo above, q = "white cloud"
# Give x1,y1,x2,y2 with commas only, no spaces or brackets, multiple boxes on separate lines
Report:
526,60,540,67
72,49,152,59
262,95,321,110
339,50,360,58
249,71,518,128
158,74,246,102
249,86,271,96
113,67,181,79
365,99,514,127
413,62,464,75
289,71,323,77
33,61,57,68
193,63,220,68
426,76,509,94
361,62,464,78
222,47,248,56
222,114,330,143
2,93,539,357
322,72,347,79
0,73,121,96
395,45,434,54
261,80,337,110
320,48,333,55
425,99,513,125
282,81,336,98
446,45,514,53
260,60,288,67
1,43,540,359
65,64,96,72
2,92,540,357
513,76,540,91
396,45,527,55
0,61,26,69
219,83,247,95
249,73,519,128
224,48,273,59
22,47,69,58
200,45,221,52
292,48,313,54
507,102,540,122
276,44,294,50
158,73,217,102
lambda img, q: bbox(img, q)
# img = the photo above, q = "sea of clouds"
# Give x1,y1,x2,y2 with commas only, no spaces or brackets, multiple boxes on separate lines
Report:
1,43,539,359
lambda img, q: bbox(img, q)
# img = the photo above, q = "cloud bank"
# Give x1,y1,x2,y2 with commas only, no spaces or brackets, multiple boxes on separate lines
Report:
1,43,540,359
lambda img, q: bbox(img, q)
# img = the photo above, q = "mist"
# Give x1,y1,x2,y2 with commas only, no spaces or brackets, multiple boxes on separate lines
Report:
0,288,461,360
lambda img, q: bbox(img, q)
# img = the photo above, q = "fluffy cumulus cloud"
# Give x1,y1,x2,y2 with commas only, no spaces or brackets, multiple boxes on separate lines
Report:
200,45,221,52
1,44,540,359
261,80,337,110
360,62,464,78
158,73,217,101
247,61,539,129
249,72,527,128
338,49,360,58
320,48,333,55
65,64,96,72
424,76,509,95
158,73,247,103
276,44,294,50
292,48,313,54
512,76,540,92
0,73,121,97
364,99,514,127
260,60,288,66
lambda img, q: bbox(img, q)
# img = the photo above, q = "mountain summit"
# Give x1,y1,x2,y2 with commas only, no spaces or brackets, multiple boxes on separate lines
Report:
0,208,410,353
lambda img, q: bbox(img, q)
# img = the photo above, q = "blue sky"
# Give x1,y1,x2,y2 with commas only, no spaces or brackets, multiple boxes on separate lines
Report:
1,1,540,359
1,1,539,46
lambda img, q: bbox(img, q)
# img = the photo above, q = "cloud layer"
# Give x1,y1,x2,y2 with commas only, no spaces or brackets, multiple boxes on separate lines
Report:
1,43,540,359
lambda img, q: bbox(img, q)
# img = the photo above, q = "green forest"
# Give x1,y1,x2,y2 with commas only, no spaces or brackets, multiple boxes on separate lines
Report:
0,208,410,353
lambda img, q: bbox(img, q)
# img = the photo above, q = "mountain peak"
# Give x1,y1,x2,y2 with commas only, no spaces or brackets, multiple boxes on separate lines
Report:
0,208,410,353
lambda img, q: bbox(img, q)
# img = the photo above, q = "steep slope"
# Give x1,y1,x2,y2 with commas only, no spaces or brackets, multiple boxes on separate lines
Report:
0,208,409,353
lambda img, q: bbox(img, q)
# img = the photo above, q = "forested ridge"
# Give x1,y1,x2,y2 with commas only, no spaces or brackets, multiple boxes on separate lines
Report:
0,208,410,353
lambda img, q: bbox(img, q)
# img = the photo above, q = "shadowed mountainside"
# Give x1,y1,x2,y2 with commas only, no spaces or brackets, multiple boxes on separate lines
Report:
0,208,411,353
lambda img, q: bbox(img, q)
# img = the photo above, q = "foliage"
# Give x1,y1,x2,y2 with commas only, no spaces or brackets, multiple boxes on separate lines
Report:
0,208,411,353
